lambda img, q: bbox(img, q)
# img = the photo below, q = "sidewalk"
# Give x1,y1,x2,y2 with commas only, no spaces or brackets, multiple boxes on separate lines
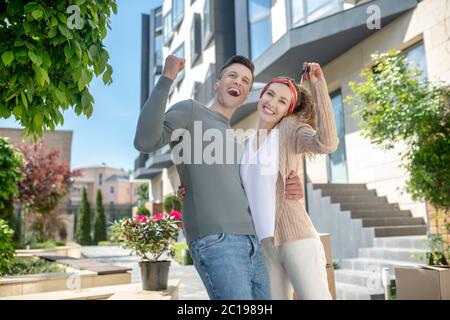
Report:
81,246,208,300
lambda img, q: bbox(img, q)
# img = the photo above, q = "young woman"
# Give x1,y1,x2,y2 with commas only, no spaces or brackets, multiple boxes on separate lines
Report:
239,62,339,300
178,62,338,300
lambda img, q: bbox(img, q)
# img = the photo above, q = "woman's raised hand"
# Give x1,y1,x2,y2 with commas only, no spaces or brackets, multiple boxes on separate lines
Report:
302,62,324,83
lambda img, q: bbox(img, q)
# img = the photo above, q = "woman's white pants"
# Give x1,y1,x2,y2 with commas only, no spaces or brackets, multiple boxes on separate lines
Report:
261,236,332,300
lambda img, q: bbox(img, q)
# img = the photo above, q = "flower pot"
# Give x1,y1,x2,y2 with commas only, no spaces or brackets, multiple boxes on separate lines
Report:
138,260,171,291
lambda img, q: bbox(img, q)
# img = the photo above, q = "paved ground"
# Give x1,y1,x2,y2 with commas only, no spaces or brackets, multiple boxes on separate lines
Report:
81,246,209,300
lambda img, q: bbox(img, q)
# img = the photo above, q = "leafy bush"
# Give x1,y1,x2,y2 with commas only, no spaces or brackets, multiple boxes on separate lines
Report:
7,257,65,276
170,242,193,265
163,195,181,213
346,50,450,264
29,241,66,249
0,219,15,276
136,207,151,217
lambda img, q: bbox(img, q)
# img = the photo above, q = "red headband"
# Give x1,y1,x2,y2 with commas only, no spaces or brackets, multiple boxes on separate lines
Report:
260,77,298,114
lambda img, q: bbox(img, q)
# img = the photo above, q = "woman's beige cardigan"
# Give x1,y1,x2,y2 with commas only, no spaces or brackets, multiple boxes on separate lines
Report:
274,77,339,245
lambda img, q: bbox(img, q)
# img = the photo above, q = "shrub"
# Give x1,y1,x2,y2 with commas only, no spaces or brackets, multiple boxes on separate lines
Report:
0,219,15,276
94,189,107,244
76,187,91,245
163,195,181,213
136,207,151,217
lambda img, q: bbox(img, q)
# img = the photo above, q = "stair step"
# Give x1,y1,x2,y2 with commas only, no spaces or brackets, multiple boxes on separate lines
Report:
340,202,400,211
349,210,411,219
335,269,385,289
320,189,377,197
329,195,388,204
358,247,427,263
373,225,427,237
361,217,425,227
336,282,385,300
341,257,422,273
314,183,368,191
373,236,429,250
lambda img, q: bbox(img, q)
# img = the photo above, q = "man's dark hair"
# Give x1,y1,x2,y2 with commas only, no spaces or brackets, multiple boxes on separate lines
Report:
218,55,255,83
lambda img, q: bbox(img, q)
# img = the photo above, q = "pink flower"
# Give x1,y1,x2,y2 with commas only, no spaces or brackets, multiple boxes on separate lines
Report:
169,210,182,221
134,215,148,223
169,210,183,229
152,213,164,221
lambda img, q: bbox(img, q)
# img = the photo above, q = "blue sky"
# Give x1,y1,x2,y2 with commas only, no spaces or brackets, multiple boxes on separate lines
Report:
0,0,162,172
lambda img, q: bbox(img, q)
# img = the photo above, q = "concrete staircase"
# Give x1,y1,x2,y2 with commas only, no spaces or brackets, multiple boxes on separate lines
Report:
312,183,429,300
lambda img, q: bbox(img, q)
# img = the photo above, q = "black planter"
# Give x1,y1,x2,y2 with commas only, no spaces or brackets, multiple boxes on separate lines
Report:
139,260,171,291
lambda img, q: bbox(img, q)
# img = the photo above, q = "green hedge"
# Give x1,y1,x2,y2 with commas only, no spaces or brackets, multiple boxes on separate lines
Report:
171,242,193,265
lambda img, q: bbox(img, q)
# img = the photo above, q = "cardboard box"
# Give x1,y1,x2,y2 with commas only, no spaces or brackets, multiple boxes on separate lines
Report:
327,265,337,300
319,233,333,266
395,265,450,300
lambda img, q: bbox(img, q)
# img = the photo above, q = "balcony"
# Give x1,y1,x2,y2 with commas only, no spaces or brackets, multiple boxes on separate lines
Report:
145,145,173,169
134,167,162,180
253,0,419,82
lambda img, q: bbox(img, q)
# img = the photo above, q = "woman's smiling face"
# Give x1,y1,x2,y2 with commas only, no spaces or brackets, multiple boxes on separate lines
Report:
257,82,294,126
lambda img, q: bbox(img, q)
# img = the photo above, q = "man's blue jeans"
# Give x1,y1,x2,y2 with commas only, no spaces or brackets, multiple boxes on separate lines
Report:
189,233,271,300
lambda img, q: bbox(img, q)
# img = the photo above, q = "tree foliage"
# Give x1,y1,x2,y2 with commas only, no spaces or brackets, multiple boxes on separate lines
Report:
0,0,117,137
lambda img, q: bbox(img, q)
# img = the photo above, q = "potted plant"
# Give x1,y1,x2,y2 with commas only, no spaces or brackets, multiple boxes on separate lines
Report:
111,210,182,291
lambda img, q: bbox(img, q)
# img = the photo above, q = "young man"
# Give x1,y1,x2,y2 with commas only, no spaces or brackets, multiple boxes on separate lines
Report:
134,55,303,300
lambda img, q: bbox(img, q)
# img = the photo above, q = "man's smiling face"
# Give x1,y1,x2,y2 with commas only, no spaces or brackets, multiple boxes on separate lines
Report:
215,63,253,110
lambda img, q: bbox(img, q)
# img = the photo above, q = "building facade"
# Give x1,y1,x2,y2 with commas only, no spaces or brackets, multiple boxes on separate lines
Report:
71,166,142,206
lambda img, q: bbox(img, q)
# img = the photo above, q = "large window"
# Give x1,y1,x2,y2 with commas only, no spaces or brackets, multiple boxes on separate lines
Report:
191,13,202,66
163,11,173,45
291,0,342,28
172,0,184,30
327,90,348,183
248,0,272,60
203,0,214,48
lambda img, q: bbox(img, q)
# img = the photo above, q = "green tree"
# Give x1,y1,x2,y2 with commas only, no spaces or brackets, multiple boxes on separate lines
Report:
93,189,106,244
0,0,117,138
0,137,23,224
346,50,450,264
0,219,15,276
163,195,181,213
136,182,149,208
76,187,91,245
0,137,23,242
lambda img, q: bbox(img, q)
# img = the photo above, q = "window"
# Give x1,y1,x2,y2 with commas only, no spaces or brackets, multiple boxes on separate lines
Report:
404,42,428,81
154,33,163,67
248,0,272,60
291,0,342,28
203,0,214,48
110,186,115,194
98,173,103,186
155,7,163,31
191,13,202,66
172,0,184,30
327,90,348,183
163,11,174,45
